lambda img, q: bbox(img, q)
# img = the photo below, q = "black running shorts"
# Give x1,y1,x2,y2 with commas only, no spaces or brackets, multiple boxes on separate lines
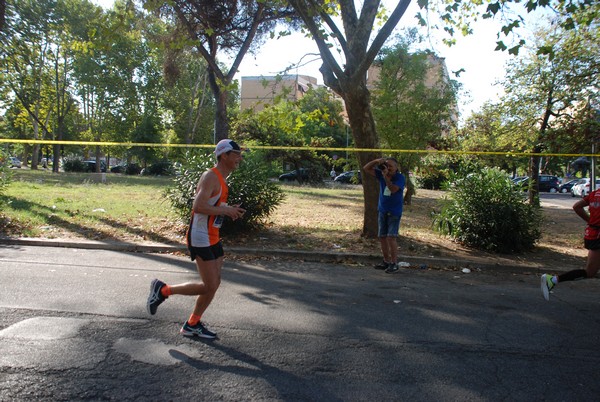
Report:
188,241,224,261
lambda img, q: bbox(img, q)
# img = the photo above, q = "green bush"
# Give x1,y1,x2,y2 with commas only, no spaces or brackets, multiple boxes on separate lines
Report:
126,164,142,175
0,149,13,200
165,150,285,234
432,167,542,253
417,170,449,190
62,157,88,172
142,161,174,176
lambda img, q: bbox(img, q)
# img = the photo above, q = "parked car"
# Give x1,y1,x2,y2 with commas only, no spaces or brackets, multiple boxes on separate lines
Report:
8,157,22,168
140,161,174,176
538,175,560,192
110,163,141,175
513,175,560,192
559,178,585,194
511,176,528,188
334,170,362,184
83,160,106,172
572,178,600,198
571,179,588,197
278,168,311,183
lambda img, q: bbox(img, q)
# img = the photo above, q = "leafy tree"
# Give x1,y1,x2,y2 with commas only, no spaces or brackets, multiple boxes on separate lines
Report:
286,0,415,236
160,48,215,146
423,0,597,57
453,101,532,177
235,86,345,182
145,0,297,141
236,102,326,183
130,114,162,167
71,1,163,171
2,0,118,172
0,147,13,200
0,0,5,32
297,86,346,146
548,105,600,159
1,0,57,169
500,16,599,204
286,0,597,236
372,31,458,204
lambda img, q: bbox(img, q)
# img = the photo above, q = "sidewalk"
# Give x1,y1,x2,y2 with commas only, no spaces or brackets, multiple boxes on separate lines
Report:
0,236,552,276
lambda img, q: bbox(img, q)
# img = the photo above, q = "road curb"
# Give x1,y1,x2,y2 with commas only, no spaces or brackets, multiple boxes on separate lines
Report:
0,236,547,276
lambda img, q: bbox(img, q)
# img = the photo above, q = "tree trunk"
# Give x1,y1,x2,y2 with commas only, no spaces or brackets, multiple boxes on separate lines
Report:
529,88,555,205
528,151,541,206
207,69,229,142
344,84,381,238
404,179,415,205
30,107,40,170
53,115,66,173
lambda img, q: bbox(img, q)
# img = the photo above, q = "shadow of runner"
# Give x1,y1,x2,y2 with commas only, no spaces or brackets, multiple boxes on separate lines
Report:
168,343,344,402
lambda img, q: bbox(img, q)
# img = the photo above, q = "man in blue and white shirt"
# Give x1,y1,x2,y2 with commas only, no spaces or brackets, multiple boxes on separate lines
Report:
364,157,406,273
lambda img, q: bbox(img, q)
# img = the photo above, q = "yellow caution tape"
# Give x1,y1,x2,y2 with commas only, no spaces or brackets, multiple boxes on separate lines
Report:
0,138,596,157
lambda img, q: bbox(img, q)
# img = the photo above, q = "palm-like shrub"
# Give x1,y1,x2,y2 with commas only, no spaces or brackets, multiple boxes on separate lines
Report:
433,167,542,253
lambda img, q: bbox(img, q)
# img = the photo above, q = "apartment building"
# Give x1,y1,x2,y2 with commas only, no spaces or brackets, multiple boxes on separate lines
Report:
240,74,318,112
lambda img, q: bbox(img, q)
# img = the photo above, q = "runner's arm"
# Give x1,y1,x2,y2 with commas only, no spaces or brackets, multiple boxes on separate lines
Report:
573,199,590,223
192,171,243,219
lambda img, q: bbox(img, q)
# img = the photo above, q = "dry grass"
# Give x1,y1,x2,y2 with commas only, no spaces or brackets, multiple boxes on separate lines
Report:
228,183,587,270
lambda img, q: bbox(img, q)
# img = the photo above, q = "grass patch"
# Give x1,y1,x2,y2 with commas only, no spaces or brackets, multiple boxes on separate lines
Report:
1,169,181,243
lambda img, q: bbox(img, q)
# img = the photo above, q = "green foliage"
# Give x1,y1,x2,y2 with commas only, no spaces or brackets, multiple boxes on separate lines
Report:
0,149,13,201
417,153,458,190
224,153,286,234
234,87,346,179
165,150,285,234
427,0,598,57
130,115,163,166
433,167,542,253
62,157,88,173
372,29,458,175
142,161,174,176
418,170,450,190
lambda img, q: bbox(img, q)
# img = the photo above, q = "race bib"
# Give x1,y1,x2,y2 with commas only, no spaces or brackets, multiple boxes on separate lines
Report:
212,203,227,228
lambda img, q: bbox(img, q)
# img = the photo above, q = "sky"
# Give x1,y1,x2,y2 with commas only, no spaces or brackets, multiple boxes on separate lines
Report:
93,1,545,124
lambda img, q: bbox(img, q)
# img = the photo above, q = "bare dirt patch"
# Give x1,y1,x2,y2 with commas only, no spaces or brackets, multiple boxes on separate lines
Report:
224,188,587,270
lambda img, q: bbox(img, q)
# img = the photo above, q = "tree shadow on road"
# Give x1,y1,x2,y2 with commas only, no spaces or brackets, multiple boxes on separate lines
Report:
168,342,344,401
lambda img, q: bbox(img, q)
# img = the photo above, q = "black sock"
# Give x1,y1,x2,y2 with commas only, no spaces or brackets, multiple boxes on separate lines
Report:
558,269,587,283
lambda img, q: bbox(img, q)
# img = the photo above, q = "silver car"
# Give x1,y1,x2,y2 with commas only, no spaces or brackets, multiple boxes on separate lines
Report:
9,157,22,168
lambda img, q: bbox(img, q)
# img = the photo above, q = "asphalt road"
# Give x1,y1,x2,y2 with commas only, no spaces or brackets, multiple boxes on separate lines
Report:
1,244,599,401
539,191,580,210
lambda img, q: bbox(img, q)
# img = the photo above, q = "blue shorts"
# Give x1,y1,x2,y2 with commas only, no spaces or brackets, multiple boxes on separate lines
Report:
378,211,401,238
188,241,224,261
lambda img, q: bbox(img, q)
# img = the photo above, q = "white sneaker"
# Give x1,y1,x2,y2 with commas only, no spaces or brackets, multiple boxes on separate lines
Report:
540,274,555,301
